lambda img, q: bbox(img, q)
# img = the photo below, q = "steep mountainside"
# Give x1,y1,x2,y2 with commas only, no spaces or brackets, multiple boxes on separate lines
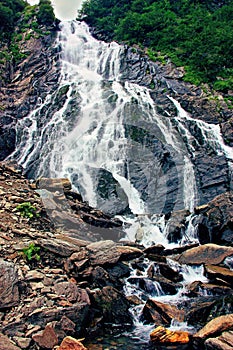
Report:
0,0,60,159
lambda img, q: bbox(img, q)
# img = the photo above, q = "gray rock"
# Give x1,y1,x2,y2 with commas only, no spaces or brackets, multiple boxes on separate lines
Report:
0,260,19,309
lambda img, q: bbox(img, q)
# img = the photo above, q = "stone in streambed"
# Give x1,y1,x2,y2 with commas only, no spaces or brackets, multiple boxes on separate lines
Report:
187,281,233,297
176,243,233,265
57,336,87,350
205,331,233,350
193,314,233,340
0,333,21,350
192,314,233,349
157,262,183,282
204,265,233,286
91,285,132,325
143,299,184,325
150,326,190,344
186,298,218,326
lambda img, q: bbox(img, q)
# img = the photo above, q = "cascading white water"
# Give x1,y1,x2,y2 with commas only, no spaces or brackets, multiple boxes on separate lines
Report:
10,20,203,237
169,96,233,190
10,20,232,248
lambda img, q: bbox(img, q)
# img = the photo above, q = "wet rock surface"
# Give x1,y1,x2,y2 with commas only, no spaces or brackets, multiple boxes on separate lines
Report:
195,192,233,245
119,46,232,209
150,326,190,344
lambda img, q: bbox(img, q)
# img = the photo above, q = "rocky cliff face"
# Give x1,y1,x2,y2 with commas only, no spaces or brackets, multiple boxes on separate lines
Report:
0,27,61,161
119,46,233,206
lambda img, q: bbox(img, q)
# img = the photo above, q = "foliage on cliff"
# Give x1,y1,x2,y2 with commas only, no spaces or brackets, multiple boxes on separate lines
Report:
80,0,233,91
0,0,56,39
0,0,57,84
0,0,27,37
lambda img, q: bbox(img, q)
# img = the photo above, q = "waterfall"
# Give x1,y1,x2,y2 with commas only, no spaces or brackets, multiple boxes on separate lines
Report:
9,20,232,245
7,19,233,347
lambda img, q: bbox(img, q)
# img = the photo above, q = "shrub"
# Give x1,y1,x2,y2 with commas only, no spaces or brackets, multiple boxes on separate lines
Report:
21,243,41,261
16,202,39,219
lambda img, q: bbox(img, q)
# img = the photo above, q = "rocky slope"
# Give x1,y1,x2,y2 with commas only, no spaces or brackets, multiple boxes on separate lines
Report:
0,161,233,349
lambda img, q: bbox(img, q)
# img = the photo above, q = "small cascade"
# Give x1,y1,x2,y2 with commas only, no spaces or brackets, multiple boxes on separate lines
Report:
179,214,200,245
169,96,233,191
122,256,209,343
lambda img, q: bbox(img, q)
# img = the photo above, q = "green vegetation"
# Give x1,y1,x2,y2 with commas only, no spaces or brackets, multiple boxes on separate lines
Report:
21,242,41,261
37,0,56,26
16,202,39,219
0,0,56,43
80,0,233,90
0,0,57,83
0,0,27,38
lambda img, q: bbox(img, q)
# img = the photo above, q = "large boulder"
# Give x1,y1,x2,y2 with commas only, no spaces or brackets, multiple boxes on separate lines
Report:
143,299,184,325
204,265,233,286
192,314,233,349
187,281,233,297
205,331,233,350
91,285,132,325
86,240,143,266
176,244,233,265
194,192,233,245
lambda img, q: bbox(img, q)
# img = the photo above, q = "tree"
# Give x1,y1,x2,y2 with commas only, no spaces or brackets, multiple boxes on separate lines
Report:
37,0,55,26
0,3,14,31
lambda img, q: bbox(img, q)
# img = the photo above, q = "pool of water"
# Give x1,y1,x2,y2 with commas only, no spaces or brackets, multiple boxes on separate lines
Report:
84,326,192,350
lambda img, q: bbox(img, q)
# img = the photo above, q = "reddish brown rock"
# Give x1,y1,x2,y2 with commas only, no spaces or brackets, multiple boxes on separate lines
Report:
57,336,87,350
177,244,233,265
187,281,232,297
53,282,90,304
205,331,233,350
87,240,142,266
32,324,58,349
205,265,233,285
37,178,72,192
0,333,21,350
193,314,233,341
38,238,81,257
157,262,183,282
57,316,76,334
143,299,184,325
150,326,190,344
